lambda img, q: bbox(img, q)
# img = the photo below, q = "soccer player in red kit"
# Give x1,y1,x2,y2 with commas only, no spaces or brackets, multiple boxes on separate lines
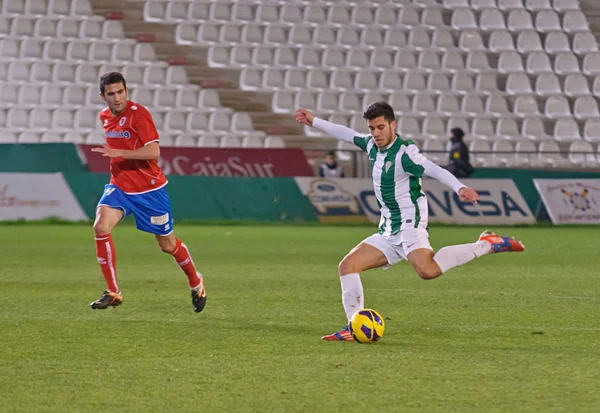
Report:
89,72,207,312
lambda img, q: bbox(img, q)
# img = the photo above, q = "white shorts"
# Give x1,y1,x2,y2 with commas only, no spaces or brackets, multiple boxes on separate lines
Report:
363,228,433,266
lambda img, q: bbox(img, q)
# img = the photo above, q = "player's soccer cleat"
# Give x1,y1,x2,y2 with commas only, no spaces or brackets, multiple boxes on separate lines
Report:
90,291,123,310
321,325,355,342
479,230,525,253
191,273,207,313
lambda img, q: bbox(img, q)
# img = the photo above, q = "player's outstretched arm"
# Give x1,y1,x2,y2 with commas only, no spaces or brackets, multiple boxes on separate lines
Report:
294,108,359,143
421,159,479,204
403,145,479,204
91,142,160,160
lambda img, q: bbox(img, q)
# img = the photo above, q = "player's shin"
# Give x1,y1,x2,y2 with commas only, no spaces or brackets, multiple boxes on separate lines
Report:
95,234,120,294
340,273,364,322
432,241,491,273
169,238,202,289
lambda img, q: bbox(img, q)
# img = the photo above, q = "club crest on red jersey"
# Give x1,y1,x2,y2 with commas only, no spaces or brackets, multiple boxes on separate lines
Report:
119,117,126,126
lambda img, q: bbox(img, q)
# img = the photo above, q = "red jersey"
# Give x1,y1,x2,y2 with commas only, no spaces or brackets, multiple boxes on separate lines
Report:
99,101,167,194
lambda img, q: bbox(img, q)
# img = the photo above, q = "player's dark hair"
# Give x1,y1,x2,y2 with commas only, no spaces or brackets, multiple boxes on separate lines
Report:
326,150,336,157
100,72,127,95
363,101,395,123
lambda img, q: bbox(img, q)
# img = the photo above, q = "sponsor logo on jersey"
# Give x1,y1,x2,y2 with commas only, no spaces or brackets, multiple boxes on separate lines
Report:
105,130,131,139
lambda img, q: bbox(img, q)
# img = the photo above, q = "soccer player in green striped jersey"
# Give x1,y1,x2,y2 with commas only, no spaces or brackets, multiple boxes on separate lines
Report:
294,102,525,342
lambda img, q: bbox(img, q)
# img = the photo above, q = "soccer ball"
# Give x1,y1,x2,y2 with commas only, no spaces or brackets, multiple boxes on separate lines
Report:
349,309,385,344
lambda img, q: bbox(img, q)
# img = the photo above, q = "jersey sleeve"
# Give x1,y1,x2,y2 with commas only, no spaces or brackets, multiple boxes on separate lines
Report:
352,135,372,153
132,108,159,146
401,144,427,177
405,144,465,194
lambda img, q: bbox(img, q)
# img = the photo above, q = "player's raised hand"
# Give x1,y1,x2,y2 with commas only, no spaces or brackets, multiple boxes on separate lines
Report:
458,187,479,204
91,144,123,158
294,109,314,127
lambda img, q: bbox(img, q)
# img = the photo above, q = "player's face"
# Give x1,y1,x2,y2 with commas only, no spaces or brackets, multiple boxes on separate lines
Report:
368,116,397,148
101,82,128,115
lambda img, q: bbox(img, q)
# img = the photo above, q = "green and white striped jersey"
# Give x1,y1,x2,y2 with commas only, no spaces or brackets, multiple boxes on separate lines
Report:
353,134,428,238
312,117,465,240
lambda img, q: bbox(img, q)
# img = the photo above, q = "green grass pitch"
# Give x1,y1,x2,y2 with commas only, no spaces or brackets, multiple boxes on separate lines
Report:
1,225,599,412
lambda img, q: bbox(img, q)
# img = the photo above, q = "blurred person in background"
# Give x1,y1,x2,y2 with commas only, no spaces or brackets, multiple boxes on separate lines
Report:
319,151,345,178
446,127,473,178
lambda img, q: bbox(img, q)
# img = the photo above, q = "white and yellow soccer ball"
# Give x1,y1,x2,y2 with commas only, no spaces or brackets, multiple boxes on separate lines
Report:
349,309,385,344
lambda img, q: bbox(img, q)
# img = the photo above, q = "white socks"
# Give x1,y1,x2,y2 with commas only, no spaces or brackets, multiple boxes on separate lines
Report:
433,241,492,274
340,273,364,322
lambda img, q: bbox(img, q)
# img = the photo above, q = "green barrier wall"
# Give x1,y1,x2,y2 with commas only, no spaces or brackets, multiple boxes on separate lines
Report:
0,144,86,173
63,173,319,223
472,168,600,219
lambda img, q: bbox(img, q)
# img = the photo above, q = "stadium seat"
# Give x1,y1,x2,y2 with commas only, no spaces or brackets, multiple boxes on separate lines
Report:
472,0,498,10
526,52,553,74
498,0,525,10
517,31,543,53
554,118,582,141
480,9,507,32
498,51,524,73
583,119,600,143
486,94,512,117
242,135,263,148
469,140,498,167
535,10,562,32
19,131,41,143
197,135,220,148
513,95,541,118
535,73,562,96
562,11,589,33
568,141,596,167
452,73,475,94
554,52,581,75
451,9,478,30
582,53,600,76
496,117,521,140
489,31,516,53
552,0,580,12
458,31,485,51
174,135,197,148
422,139,446,164
471,118,496,140
493,141,520,167
521,117,553,141
544,95,572,118
506,73,533,95
64,132,85,143
544,32,571,54
572,32,599,55
573,96,600,120
527,0,553,10
507,10,534,32
564,74,591,97
0,131,18,143
515,140,537,166
264,136,285,148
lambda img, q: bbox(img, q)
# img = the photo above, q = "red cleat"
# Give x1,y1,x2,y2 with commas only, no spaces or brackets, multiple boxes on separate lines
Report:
321,325,355,341
479,231,525,253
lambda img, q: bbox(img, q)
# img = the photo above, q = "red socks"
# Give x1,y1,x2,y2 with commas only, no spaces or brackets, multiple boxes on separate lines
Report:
95,234,120,294
95,235,200,292
170,238,201,289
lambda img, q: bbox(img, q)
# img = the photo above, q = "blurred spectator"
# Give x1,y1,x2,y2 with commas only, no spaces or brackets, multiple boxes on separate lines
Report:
445,127,473,178
319,151,345,178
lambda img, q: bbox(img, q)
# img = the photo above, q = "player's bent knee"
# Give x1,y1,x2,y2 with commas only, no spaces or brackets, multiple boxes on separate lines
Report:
93,222,112,237
338,258,356,276
157,236,177,254
416,266,441,280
